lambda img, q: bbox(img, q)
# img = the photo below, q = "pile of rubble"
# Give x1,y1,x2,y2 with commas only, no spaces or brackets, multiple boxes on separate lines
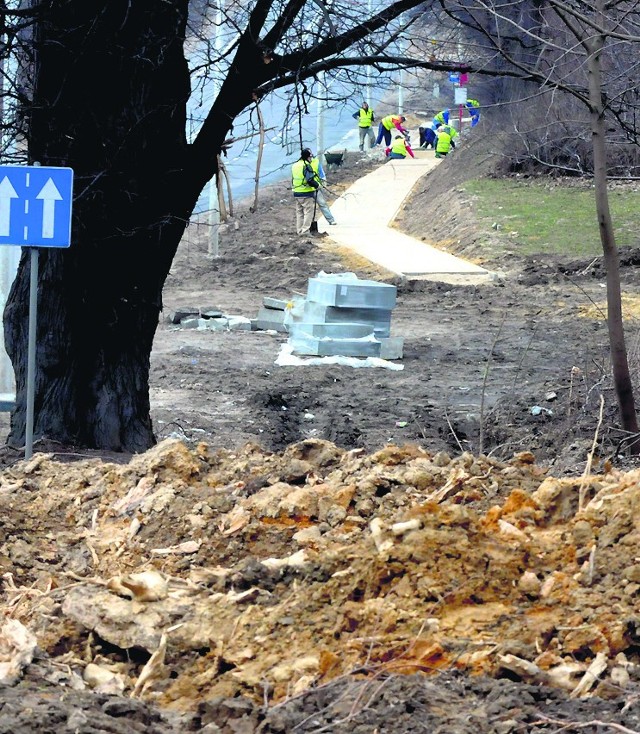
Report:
1,438,640,716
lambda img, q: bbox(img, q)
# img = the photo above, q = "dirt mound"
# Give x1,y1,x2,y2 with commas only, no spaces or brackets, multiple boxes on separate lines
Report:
2,439,640,730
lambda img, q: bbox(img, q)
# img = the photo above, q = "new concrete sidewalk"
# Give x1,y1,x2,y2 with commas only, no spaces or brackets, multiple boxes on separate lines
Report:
318,147,492,281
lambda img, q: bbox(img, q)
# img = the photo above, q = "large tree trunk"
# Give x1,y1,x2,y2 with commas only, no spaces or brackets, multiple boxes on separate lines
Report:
4,0,201,452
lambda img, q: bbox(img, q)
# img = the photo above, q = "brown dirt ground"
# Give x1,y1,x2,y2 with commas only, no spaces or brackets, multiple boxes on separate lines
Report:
3,130,640,732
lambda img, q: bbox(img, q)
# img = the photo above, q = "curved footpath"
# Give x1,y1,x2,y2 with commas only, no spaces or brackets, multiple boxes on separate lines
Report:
318,139,493,282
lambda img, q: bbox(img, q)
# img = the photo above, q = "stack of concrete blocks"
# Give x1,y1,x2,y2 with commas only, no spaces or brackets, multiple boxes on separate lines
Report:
286,273,403,359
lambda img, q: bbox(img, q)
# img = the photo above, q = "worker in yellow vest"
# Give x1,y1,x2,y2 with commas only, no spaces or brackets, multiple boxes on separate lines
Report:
435,124,458,158
374,114,409,147
291,148,322,235
433,109,450,127
385,135,415,160
352,102,375,151
465,98,480,127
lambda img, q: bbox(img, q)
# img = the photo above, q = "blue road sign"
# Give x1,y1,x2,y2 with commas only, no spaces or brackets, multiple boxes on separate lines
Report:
449,72,460,83
0,165,73,248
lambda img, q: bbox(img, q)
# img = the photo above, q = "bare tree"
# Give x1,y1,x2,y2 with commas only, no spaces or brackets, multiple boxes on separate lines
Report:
1,0,461,452
436,0,640,451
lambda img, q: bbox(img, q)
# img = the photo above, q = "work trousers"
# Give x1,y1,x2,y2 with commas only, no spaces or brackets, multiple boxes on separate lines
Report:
375,123,392,147
295,195,316,234
314,188,335,224
358,126,375,151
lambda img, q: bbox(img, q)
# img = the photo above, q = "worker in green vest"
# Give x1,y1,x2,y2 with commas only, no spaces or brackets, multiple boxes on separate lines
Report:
291,148,321,235
435,124,458,158
352,102,375,151
374,114,409,147
433,109,450,127
465,98,480,127
385,135,415,160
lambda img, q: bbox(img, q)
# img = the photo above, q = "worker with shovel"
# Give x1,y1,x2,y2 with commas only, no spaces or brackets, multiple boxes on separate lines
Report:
291,148,334,236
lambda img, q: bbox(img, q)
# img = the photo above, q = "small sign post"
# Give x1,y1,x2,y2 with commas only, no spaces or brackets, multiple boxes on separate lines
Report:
0,164,73,458
454,87,468,133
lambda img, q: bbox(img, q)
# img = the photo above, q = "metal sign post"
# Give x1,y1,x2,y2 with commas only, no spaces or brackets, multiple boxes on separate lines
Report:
0,164,73,458
454,86,468,134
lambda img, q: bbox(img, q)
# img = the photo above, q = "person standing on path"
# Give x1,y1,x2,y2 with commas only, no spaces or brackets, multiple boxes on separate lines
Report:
352,102,375,151
291,148,321,235
374,114,409,147
385,135,415,160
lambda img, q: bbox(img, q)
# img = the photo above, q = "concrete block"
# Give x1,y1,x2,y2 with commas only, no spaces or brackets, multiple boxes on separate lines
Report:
307,275,396,309
289,334,404,359
227,315,252,331
201,317,229,330
256,306,287,325
301,302,392,337
263,297,289,311
379,337,404,360
167,307,199,324
200,308,224,319
289,322,374,339
180,318,201,329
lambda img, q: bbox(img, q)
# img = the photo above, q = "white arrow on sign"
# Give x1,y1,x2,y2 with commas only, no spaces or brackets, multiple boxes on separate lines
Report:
0,176,19,237
36,178,63,239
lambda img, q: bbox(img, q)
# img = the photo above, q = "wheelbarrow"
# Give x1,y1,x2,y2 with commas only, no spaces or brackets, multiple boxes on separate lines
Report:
324,150,345,171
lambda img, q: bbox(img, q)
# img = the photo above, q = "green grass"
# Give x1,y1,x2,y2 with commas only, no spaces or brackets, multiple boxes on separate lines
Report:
462,178,640,257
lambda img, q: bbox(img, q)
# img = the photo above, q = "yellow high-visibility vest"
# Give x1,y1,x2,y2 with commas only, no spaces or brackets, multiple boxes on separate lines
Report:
357,108,374,127
390,138,408,157
382,114,402,130
291,159,317,194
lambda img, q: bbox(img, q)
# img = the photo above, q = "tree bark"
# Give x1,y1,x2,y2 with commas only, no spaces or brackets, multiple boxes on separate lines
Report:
587,2,639,453
4,0,199,452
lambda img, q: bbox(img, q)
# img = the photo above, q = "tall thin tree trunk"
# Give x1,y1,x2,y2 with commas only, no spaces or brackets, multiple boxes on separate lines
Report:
587,3,639,452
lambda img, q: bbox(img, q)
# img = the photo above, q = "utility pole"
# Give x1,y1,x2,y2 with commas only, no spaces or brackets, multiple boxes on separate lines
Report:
366,0,372,106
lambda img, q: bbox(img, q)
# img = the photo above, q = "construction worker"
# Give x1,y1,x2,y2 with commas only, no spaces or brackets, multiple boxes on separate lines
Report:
435,124,458,158
419,122,441,149
432,109,450,129
352,101,375,151
465,98,480,127
374,114,409,147
385,135,415,160
291,148,323,236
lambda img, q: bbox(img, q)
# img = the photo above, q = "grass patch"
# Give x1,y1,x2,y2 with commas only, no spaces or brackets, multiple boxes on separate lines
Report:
463,178,640,257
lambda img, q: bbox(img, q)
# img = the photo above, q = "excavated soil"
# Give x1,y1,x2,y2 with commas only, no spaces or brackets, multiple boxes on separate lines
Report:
3,129,640,731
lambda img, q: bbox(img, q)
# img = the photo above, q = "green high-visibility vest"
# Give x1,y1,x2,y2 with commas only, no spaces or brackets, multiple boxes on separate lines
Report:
390,138,408,157
382,114,402,130
357,108,374,127
291,159,317,194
